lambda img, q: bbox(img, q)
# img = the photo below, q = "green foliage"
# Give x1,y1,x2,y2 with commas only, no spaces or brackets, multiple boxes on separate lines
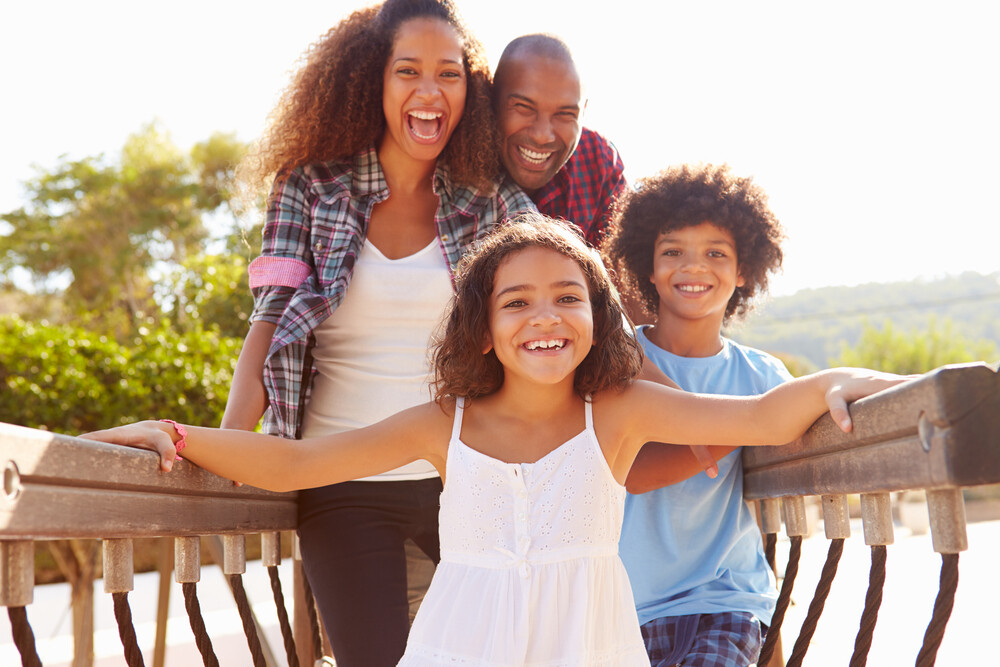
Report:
835,319,999,374
0,315,241,432
732,272,1000,368
0,122,249,334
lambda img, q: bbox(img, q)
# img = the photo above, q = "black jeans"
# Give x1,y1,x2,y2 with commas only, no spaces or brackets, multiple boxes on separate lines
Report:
297,478,442,667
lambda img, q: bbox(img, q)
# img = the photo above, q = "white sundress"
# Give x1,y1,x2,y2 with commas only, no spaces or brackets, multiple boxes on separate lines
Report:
397,398,650,666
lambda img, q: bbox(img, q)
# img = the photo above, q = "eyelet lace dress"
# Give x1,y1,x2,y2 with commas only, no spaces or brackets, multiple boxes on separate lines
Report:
397,398,650,666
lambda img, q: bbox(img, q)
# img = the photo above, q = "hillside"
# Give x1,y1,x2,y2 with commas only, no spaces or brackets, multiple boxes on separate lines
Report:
724,271,1000,369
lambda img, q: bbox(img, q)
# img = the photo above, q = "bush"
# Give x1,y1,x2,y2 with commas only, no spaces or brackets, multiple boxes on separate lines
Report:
0,315,241,432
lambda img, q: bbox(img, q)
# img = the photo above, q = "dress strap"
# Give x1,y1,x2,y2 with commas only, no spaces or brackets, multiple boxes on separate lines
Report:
584,395,594,432
450,396,466,442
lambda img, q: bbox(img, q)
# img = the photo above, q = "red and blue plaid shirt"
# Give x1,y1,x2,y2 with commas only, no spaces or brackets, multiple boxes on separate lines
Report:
247,147,535,438
531,127,627,246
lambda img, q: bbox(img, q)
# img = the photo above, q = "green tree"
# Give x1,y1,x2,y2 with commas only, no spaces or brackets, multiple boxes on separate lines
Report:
834,319,999,374
0,122,249,334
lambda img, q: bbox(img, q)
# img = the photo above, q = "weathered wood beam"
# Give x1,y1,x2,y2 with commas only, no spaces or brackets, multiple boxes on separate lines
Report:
743,362,1000,499
0,424,297,539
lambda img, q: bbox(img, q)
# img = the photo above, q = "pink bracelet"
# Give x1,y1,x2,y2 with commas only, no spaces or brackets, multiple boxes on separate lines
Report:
159,419,188,454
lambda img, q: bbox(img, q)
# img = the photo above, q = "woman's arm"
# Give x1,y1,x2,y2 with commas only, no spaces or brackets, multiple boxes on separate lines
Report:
220,321,276,430
82,402,451,492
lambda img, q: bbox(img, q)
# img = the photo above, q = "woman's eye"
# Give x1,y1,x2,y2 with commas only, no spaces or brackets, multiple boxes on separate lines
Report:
441,70,462,79
559,295,581,303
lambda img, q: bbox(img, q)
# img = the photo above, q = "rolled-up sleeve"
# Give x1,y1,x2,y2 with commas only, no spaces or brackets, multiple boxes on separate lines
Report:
248,170,317,323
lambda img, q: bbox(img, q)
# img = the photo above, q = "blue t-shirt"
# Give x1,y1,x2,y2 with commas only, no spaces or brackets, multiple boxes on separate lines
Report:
619,326,793,626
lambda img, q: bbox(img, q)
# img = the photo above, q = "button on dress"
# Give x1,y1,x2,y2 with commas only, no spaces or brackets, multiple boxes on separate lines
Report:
398,398,649,666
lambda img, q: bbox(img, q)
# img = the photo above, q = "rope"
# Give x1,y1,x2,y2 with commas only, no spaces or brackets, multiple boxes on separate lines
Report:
849,544,887,667
915,553,960,667
758,535,803,666
301,570,325,658
181,583,220,667
786,538,846,667
7,606,42,667
268,565,300,667
228,574,267,667
765,532,777,573
112,591,146,667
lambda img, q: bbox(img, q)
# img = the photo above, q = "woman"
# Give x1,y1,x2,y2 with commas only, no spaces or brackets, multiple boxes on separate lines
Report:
222,1,533,664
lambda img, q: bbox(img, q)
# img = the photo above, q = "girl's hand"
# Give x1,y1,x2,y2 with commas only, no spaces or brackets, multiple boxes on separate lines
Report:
81,421,180,472
823,368,918,432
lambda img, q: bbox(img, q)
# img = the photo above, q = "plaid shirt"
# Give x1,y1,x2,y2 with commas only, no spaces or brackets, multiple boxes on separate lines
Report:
247,147,535,438
532,127,627,246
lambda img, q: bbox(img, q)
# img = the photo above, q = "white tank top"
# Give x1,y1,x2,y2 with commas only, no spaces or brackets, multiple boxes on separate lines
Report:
302,238,452,481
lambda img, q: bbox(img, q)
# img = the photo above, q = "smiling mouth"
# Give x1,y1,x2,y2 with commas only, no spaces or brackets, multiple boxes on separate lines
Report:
408,110,443,141
516,145,554,166
676,284,711,293
524,338,567,351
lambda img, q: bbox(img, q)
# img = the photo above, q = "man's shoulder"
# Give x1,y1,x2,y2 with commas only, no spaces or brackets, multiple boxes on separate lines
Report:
573,127,622,169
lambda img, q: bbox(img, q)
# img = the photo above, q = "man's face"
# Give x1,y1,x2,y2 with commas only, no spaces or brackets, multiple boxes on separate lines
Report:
495,55,584,196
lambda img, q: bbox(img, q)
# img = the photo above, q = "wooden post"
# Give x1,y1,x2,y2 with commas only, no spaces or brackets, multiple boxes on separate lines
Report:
153,537,173,667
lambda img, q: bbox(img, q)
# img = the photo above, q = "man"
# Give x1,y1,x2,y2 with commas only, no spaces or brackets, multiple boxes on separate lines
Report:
492,34,627,245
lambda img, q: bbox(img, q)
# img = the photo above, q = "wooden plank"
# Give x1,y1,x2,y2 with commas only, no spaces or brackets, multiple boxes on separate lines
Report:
0,424,297,539
743,362,1000,500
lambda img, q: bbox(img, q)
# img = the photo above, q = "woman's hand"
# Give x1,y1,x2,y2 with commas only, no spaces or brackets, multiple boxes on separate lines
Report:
82,421,180,472
823,368,918,432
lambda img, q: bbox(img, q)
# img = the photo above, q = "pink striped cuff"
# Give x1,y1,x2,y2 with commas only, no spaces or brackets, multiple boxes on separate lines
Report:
248,256,312,289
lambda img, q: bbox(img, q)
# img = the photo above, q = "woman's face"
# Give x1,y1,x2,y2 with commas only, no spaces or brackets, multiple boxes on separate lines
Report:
381,17,467,164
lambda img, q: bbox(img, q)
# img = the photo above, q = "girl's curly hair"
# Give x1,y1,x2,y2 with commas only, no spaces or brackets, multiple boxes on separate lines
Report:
433,212,642,402
239,0,499,193
603,163,785,323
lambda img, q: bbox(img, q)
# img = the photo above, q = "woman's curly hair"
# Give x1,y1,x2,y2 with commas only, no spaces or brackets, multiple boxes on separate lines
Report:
603,163,785,323
433,212,642,402
239,0,499,193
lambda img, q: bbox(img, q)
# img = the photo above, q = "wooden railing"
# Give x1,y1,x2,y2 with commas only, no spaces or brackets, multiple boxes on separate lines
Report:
1,361,998,666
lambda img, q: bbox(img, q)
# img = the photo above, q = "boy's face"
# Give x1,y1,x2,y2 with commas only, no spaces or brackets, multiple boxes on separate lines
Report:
649,222,744,328
485,246,594,389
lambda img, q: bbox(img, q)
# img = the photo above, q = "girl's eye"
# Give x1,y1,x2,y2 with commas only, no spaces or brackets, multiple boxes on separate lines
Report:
558,295,582,303
503,299,527,309
708,250,727,258
396,67,417,76
662,249,681,257
440,70,462,79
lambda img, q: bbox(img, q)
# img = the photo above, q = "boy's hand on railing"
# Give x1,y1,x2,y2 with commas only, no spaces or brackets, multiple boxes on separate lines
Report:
82,421,181,472
822,368,918,432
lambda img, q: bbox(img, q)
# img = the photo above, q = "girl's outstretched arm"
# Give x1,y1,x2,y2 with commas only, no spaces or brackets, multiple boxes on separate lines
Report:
605,367,914,479
81,401,452,492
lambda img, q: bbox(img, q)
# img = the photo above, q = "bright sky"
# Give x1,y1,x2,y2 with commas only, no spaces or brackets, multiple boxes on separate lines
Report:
2,0,998,296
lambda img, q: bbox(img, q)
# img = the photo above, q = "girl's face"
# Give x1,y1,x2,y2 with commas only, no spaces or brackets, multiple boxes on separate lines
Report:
381,17,467,164
484,246,594,389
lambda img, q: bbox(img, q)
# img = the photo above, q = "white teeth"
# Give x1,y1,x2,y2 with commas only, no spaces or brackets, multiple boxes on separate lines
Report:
409,110,442,120
525,339,566,351
677,285,710,293
518,146,553,164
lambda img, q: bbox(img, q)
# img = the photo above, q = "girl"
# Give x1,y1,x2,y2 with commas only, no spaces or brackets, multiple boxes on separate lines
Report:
225,0,531,663
85,214,910,666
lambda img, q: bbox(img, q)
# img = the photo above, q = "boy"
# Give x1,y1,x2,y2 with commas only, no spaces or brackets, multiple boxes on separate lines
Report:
603,163,788,666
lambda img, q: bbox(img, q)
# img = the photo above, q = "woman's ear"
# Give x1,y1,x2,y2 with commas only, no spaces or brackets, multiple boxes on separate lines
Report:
482,332,493,355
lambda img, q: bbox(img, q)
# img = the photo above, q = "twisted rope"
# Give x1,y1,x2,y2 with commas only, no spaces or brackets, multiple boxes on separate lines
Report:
849,544,887,667
112,591,146,667
786,538,846,667
227,574,267,667
915,553,960,667
7,606,42,667
268,565,300,667
765,532,777,573
181,583,220,667
758,535,803,666
301,571,325,658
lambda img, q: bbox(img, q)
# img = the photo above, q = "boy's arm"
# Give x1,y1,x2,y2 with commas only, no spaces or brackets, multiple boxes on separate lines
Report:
625,443,736,494
636,357,720,482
